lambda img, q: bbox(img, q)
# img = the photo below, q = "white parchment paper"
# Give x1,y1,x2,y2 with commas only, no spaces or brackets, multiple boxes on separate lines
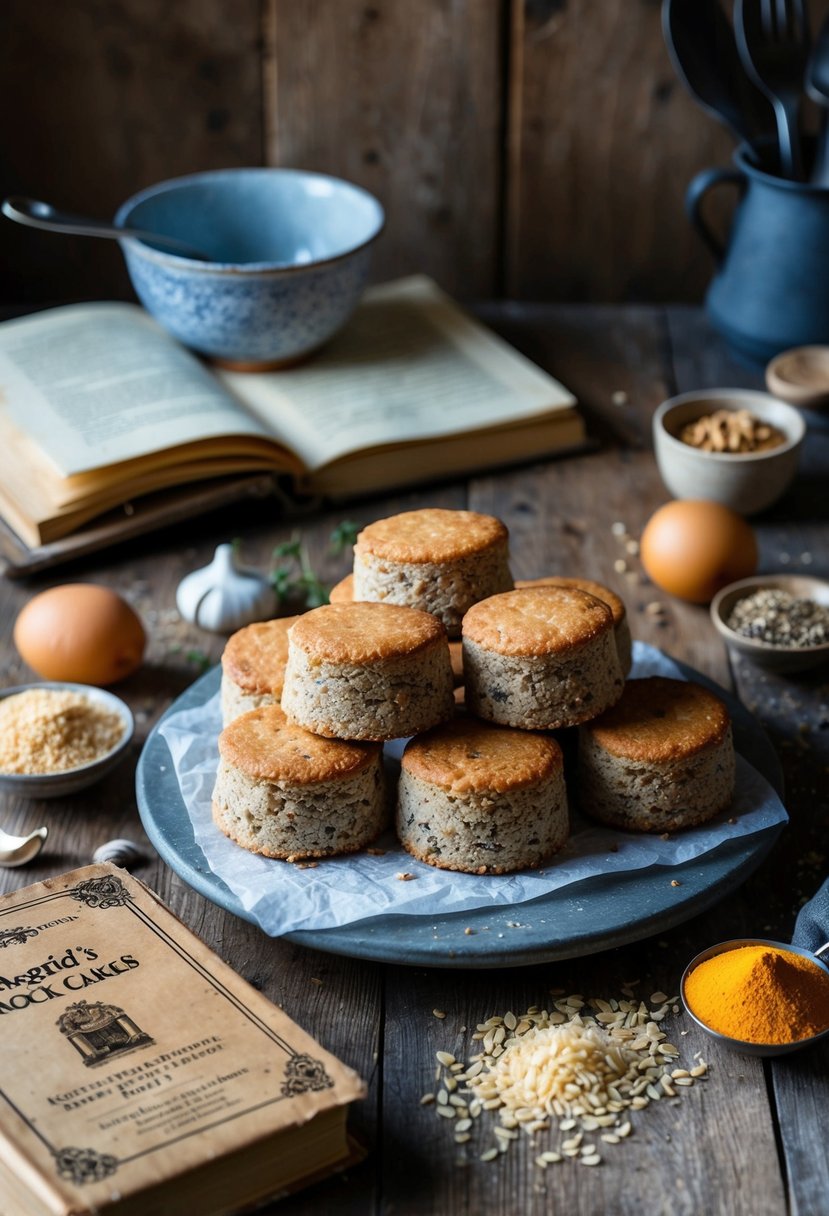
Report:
159,643,787,936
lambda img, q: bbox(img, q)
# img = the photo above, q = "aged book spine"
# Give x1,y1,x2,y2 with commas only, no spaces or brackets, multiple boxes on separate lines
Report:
0,1125,76,1216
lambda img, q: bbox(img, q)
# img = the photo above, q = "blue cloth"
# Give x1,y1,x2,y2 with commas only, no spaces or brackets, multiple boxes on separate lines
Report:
793,876,829,954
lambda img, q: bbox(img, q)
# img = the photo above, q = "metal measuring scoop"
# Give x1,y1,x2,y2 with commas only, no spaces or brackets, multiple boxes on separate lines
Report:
681,937,829,1057
1,197,211,261
0,824,48,868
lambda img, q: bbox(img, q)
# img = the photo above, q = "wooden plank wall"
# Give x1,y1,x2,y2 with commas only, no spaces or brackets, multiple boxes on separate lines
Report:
1,0,826,305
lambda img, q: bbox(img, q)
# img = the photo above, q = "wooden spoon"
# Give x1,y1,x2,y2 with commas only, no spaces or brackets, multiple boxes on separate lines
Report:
766,345,829,410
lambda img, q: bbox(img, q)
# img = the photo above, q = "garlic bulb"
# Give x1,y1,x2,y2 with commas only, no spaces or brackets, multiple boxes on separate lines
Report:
176,544,277,633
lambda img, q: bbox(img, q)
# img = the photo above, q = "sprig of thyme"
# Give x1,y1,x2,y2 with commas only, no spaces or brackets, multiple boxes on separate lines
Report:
184,648,213,674
329,520,361,555
270,521,361,610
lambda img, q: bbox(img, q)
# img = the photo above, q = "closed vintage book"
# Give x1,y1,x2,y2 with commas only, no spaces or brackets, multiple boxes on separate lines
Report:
0,864,365,1215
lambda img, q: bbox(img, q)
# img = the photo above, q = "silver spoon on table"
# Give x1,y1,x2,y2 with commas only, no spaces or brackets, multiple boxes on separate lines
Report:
0,824,48,868
1,196,212,261
681,937,829,1056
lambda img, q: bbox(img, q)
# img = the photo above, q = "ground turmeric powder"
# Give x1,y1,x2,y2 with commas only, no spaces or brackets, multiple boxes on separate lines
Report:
684,944,829,1044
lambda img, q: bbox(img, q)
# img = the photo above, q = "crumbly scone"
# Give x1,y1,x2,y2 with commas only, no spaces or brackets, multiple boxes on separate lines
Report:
220,616,298,725
329,573,356,604
578,676,735,832
516,576,632,675
397,718,569,874
448,641,464,687
281,602,454,741
328,575,465,688
212,704,387,859
463,586,624,730
352,508,513,636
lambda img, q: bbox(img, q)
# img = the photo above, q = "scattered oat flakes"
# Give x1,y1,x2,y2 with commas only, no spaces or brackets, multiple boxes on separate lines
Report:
427,990,705,1170
396,872,416,881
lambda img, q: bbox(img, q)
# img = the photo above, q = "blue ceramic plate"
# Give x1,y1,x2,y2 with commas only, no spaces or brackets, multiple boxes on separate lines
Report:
136,653,784,968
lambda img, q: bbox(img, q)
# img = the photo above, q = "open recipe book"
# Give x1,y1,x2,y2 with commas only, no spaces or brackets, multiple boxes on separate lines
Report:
0,276,584,553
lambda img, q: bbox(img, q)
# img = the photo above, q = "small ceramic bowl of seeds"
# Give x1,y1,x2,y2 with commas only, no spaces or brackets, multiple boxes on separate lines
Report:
0,682,134,798
710,575,829,673
653,389,805,515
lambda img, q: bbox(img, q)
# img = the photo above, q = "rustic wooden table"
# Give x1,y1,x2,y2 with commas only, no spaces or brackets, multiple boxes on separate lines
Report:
1,304,827,1216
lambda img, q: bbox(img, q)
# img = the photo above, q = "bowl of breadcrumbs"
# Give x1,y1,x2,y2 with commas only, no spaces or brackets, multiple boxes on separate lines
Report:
0,683,134,797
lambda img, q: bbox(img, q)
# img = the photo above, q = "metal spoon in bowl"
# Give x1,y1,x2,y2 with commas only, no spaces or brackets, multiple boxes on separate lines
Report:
681,937,829,1057
1,197,211,261
0,824,48,868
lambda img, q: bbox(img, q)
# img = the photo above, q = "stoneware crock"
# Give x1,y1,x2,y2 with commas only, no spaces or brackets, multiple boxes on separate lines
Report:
687,140,829,365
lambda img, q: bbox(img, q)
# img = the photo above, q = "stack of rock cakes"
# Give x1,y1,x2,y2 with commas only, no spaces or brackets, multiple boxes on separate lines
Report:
213,507,736,873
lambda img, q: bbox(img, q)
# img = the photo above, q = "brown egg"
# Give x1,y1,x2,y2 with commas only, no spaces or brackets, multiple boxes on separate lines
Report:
14,584,146,685
640,501,758,604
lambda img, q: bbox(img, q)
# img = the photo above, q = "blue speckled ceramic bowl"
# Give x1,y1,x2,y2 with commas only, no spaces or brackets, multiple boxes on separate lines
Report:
114,168,385,368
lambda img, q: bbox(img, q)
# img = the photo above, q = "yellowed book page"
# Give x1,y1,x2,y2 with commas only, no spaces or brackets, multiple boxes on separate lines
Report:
218,275,577,472
0,865,364,1214
0,304,269,478
304,409,586,496
0,410,288,517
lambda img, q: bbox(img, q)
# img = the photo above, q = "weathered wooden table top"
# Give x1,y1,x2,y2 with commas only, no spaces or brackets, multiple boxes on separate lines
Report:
1,304,827,1216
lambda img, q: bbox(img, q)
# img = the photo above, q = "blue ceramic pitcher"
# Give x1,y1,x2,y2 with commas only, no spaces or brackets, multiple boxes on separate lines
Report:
687,142,829,364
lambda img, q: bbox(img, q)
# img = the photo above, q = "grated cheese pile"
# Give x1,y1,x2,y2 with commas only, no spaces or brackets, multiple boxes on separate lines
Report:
425,991,707,1168
0,689,125,774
